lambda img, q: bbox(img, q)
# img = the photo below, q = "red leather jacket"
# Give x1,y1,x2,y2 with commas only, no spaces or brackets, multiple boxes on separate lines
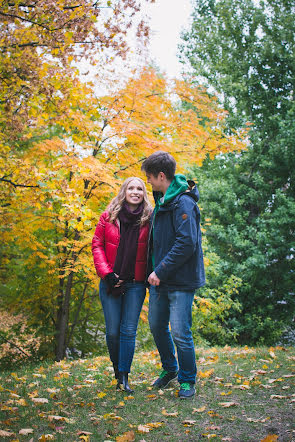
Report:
92,211,150,281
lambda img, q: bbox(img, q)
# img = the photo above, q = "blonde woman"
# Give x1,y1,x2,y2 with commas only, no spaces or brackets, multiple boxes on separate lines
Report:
92,177,152,393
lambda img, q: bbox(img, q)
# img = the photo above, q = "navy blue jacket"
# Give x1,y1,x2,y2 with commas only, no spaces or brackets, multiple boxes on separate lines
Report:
149,184,206,291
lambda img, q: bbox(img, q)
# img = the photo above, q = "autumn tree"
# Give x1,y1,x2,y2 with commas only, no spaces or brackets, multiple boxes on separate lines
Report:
0,0,153,360
1,62,246,360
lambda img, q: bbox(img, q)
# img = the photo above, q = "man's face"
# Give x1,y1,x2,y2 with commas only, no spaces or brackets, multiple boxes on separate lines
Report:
145,173,163,192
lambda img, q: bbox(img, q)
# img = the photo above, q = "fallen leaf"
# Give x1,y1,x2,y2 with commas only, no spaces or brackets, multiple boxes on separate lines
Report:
199,369,214,378
32,398,49,404
138,425,150,433
220,391,232,396
103,413,122,421
192,406,206,413
116,430,135,441
218,402,238,408
270,395,287,399
0,430,14,437
145,422,163,429
247,417,270,423
261,435,278,442
97,392,107,398
19,429,34,435
182,419,196,426
17,398,28,406
38,434,54,441
162,409,178,416
202,433,218,439
236,384,250,390
146,394,157,399
47,416,67,422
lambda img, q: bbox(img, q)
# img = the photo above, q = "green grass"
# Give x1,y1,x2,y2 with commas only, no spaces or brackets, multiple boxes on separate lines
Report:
0,346,294,441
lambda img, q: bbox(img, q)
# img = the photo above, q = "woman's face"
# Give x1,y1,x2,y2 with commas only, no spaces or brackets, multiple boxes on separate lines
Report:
125,179,144,210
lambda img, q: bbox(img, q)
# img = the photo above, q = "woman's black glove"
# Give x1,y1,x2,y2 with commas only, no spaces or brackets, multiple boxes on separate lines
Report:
104,272,120,292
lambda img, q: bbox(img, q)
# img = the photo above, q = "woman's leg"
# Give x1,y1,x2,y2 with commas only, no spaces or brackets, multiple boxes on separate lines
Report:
118,282,146,373
99,280,122,368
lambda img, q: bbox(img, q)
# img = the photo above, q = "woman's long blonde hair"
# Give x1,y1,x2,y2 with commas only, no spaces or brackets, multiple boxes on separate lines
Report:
107,177,152,225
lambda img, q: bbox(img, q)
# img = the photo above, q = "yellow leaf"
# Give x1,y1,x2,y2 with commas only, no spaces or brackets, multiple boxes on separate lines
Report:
97,391,107,398
116,430,135,441
38,435,54,441
17,398,28,406
192,406,207,413
199,369,214,378
261,436,279,442
146,422,163,429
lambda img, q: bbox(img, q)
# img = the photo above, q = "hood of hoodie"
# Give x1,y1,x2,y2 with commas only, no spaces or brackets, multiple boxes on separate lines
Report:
162,174,188,204
153,175,200,209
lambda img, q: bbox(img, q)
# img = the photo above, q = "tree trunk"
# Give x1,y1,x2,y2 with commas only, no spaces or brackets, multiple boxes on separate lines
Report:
55,270,74,361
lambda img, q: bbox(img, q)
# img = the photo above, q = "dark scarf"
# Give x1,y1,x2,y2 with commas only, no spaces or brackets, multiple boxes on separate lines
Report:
111,201,143,295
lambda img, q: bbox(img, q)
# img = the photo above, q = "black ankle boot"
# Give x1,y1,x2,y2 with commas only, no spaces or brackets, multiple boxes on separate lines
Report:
118,372,134,393
113,364,119,380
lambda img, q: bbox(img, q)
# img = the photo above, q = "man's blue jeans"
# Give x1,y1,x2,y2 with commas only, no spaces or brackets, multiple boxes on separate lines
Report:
148,285,197,384
99,280,146,373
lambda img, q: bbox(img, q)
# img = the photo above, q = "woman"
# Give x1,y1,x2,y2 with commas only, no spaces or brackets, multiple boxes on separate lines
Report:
92,177,152,393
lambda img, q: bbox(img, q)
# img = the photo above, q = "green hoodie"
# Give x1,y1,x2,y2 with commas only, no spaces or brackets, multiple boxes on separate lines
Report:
152,174,188,268
154,174,188,217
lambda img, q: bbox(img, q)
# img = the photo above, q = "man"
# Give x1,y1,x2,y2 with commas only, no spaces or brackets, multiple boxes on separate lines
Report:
141,151,205,399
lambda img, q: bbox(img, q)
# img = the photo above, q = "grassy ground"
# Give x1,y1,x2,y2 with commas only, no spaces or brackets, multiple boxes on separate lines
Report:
0,346,294,441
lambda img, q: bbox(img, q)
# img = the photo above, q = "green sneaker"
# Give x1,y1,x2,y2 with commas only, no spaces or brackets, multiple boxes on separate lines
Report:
178,382,195,399
153,370,178,388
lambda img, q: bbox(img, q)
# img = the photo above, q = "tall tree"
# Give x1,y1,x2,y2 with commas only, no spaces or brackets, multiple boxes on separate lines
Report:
180,0,295,343
1,64,246,360
0,0,153,361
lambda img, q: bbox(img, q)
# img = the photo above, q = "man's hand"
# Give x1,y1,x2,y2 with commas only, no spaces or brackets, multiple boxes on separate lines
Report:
148,271,161,286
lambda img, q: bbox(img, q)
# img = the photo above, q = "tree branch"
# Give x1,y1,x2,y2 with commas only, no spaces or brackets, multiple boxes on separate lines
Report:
0,177,39,188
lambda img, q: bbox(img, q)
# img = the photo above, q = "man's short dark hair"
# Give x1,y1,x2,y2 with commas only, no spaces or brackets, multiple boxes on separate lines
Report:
141,151,176,181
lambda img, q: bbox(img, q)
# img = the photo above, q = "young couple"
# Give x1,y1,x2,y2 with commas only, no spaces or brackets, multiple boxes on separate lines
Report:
92,151,205,399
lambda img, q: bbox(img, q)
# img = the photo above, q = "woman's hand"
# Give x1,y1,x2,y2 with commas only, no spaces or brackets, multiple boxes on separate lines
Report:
113,273,123,287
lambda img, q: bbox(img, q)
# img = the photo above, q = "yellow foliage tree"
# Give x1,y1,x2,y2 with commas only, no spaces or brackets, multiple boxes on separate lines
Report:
1,66,247,360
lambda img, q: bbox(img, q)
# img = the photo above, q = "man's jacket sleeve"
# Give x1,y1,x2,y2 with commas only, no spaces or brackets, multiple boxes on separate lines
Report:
154,196,199,281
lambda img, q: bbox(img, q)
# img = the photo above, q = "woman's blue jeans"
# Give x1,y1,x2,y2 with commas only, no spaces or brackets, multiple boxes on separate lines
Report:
99,279,146,373
148,285,197,384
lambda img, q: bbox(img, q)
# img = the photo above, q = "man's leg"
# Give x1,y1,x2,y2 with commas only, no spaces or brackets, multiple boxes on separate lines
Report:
168,290,196,395
148,285,178,381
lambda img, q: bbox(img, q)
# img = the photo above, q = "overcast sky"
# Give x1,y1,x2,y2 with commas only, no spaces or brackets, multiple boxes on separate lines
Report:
143,0,192,77
78,1,193,94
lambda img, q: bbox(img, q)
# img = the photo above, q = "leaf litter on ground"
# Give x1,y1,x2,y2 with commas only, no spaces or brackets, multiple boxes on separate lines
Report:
0,346,294,441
